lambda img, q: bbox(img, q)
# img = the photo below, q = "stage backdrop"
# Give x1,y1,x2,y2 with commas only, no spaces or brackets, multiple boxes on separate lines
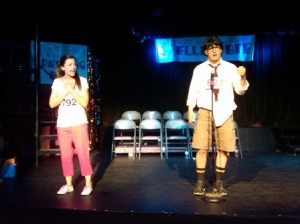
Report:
30,41,87,84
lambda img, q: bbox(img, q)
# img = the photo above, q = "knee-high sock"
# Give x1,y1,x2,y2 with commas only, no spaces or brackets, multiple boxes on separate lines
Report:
196,167,205,181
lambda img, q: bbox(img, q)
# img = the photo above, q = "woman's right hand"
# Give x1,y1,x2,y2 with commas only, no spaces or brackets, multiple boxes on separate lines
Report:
64,80,75,93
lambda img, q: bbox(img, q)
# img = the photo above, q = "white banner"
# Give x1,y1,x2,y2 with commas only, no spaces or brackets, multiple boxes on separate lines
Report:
31,41,87,84
155,35,255,63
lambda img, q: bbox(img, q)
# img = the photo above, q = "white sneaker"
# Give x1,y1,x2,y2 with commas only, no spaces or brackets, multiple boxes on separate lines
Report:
81,186,93,196
57,185,74,195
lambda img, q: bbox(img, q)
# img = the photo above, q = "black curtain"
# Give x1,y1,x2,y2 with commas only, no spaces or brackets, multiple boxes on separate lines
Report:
99,34,299,128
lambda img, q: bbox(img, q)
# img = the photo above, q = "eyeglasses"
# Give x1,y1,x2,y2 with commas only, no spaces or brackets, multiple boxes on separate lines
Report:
207,45,221,51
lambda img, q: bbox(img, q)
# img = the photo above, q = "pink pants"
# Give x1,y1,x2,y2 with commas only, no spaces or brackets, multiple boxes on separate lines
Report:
57,123,93,177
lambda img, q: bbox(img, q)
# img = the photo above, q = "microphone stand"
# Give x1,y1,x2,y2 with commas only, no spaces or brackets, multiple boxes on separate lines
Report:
202,72,226,203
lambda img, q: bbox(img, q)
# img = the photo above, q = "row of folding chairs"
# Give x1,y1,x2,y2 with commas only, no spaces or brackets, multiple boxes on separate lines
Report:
119,110,189,127
111,110,195,160
111,110,243,160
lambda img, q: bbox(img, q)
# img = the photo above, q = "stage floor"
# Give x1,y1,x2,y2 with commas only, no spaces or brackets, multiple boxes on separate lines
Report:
1,149,300,223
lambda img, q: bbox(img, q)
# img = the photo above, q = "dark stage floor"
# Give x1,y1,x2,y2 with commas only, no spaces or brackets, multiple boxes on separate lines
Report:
1,148,300,224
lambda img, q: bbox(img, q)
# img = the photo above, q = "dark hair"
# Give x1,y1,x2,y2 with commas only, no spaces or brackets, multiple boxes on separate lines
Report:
55,55,82,90
202,36,223,53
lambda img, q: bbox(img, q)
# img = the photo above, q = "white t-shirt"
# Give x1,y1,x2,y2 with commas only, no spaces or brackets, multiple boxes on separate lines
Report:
51,76,89,127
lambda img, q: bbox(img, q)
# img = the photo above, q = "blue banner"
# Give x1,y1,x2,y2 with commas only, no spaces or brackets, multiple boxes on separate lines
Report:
31,41,87,84
155,35,255,63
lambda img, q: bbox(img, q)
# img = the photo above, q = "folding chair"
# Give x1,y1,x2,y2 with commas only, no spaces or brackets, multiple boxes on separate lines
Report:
164,119,192,159
111,119,137,159
138,119,163,159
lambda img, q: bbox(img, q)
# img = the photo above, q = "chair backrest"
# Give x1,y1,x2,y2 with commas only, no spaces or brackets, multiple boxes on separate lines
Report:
163,111,182,120
112,119,137,140
162,111,182,126
113,119,137,130
164,119,188,132
121,111,141,126
183,110,198,122
142,111,162,121
139,119,162,130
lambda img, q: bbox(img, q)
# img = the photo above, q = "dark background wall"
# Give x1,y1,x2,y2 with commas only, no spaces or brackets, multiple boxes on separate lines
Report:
1,0,298,127
0,0,299,167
